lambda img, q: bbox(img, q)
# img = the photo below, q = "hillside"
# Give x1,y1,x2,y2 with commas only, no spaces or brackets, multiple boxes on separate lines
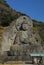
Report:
0,0,44,45
0,0,26,26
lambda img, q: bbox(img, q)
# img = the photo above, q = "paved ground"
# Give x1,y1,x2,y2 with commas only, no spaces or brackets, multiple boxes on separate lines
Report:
0,64,44,65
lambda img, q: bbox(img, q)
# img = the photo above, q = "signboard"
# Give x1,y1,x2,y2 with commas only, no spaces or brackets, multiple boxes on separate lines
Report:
30,54,44,56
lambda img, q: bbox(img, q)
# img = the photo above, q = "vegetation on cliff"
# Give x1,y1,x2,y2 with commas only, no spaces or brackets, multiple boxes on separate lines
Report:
33,20,44,46
0,0,26,26
0,0,44,46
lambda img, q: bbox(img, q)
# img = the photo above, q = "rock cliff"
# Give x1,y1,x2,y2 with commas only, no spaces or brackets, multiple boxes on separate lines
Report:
1,16,44,59
0,0,44,63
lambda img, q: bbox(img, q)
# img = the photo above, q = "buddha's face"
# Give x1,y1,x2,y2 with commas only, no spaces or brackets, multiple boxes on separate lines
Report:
16,22,29,31
22,23,28,31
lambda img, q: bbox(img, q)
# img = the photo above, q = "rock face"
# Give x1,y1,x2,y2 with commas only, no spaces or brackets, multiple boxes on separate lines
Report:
0,16,44,61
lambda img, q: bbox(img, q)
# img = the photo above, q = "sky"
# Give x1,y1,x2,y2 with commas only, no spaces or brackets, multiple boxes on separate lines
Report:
6,0,44,22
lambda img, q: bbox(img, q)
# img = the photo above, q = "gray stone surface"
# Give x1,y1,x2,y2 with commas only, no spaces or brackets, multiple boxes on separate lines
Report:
0,16,44,62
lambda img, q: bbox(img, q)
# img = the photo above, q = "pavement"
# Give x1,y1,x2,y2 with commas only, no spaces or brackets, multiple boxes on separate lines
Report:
0,63,44,65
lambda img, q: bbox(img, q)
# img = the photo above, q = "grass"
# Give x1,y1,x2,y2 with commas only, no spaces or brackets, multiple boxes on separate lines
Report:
33,27,39,33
